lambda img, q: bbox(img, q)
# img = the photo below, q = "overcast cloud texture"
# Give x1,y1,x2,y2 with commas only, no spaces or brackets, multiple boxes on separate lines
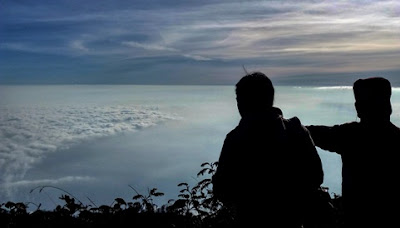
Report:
1,0,399,84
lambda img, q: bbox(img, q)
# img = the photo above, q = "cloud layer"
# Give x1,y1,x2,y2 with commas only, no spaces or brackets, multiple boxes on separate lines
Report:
0,104,176,192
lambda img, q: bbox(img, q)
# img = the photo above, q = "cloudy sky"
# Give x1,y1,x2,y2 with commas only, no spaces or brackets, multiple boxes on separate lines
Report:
1,0,399,84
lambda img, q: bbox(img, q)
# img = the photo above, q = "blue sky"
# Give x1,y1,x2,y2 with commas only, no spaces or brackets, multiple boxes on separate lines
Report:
1,0,399,84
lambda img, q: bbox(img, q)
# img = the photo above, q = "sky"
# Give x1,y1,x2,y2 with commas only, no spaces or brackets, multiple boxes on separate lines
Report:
0,0,400,85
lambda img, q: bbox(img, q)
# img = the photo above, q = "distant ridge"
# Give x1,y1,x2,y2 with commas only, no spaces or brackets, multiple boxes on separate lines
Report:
273,70,400,87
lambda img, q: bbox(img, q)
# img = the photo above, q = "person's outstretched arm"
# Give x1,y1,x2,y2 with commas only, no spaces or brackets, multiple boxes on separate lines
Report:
306,124,345,153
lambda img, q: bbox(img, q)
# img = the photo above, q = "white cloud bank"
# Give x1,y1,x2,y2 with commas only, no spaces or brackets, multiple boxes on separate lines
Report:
0,105,177,193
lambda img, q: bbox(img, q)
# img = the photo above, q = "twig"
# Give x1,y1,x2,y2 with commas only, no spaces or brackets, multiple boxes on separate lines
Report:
30,185,84,205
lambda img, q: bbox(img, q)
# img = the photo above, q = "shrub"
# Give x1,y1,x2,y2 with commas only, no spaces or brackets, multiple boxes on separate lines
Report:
0,161,342,228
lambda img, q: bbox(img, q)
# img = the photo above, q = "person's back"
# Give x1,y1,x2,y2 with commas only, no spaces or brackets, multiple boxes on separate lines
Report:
212,72,324,227
307,77,400,227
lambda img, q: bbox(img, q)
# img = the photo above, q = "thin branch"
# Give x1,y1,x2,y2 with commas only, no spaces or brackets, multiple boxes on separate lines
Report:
86,197,98,208
128,184,141,195
30,185,83,205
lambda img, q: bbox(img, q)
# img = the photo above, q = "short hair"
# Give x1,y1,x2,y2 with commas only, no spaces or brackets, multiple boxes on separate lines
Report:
353,77,391,102
235,72,274,111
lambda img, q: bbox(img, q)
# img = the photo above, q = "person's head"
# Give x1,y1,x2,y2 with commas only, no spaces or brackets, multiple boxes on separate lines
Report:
235,72,274,117
353,77,392,122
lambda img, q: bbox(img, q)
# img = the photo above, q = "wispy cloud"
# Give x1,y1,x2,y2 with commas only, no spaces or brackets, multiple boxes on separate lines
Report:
121,41,212,61
70,40,89,53
182,54,212,61
2,176,95,188
122,41,177,52
0,0,399,81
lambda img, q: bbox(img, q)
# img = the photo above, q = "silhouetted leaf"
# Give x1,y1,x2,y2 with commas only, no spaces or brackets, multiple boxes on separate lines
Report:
149,188,158,195
178,182,188,187
197,168,208,177
152,192,164,197
15,203,26,210
133,194,143,200
178,194,190,199
145,202,153,212
171,199,186,209
198,179,210,186
99,205,111,211
193,200,199,208
5,202,15,209
201,162,210,167
192,186,200,193
115,198,126,205
203,197,216,205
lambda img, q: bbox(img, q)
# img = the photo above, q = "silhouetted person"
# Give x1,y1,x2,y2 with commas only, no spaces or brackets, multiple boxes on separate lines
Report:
212,72,324,227
307,77,400,228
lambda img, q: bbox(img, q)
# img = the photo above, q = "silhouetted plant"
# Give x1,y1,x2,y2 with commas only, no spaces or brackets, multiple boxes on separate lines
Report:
57,194,86,216
0,161,344,228
129,185,165,213
2,201,28,216
30,185,85,206
111,197,127,211
167,161,225,228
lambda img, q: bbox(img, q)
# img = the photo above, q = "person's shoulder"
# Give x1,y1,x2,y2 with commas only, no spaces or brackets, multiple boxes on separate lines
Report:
342,121,359,126
339,121,361,131
282,116,307,134
389,122,400,134
283,116,306,127
390,122,400,129
284,116,302,126
225,125,240,140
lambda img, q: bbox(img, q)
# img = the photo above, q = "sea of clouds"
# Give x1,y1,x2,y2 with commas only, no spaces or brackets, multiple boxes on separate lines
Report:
2,85,398,206
0,104,177,196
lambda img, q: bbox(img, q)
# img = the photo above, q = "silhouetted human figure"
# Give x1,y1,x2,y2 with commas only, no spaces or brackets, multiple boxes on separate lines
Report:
307,77,400,228
212,72,324,227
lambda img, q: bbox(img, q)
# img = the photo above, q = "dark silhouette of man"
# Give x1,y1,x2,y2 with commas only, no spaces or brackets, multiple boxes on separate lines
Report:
307,77,400,228
212,72,324,227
